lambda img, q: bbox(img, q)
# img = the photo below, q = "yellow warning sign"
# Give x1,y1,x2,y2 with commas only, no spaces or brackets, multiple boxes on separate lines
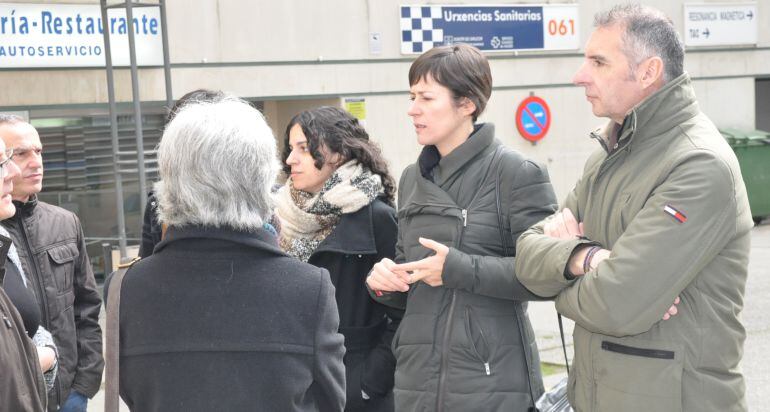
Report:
344,98,366,121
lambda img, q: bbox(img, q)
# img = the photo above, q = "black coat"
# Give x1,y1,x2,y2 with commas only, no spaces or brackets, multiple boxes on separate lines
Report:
307,198,401,412
116,226,346,412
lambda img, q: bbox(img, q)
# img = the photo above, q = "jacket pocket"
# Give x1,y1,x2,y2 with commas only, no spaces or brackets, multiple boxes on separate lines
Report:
463,306,491,376
593,339,683,412
398,204,463,260
601,341,674,359
47,243,77,294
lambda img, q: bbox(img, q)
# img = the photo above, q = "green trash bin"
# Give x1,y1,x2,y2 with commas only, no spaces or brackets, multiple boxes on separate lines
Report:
720,128,770,223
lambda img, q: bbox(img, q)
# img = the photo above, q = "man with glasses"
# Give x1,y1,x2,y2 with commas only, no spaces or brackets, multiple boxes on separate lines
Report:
0,115,103,412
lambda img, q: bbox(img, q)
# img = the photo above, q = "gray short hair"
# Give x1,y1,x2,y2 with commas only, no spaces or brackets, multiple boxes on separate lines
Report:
155,96,279,231
0,114,25,126
595,4,684,82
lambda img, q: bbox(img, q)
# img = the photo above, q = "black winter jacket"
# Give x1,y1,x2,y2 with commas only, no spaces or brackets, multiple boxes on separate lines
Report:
307,198,402,412
1,197,103,411
374,124,558,411
115,225,347,412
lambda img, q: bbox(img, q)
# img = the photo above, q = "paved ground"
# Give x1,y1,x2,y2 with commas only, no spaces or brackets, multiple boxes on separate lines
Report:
88,221,770,411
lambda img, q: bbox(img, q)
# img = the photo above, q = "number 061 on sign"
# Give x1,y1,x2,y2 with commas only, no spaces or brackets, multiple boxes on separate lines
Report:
544,4,580,50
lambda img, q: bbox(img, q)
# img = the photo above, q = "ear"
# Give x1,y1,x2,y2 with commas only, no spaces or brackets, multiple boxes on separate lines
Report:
458,97,477,118
639,56,664,88
328,152,344,167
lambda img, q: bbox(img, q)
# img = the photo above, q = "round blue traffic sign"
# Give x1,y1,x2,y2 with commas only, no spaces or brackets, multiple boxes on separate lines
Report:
516,96,551,142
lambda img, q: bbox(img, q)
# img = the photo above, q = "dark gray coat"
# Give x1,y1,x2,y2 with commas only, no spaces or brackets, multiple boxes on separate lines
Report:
374,124,558,411
115,226,346,412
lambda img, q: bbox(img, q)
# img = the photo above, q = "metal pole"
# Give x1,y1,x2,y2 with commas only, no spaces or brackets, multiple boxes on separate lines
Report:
159,0,173,112
102,242,114,277
125,0,148,217
100,0,128,255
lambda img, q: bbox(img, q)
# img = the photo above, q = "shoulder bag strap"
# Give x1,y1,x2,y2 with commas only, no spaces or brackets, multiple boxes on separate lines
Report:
492,146,540,410
105,257,139,412
558,314,570,374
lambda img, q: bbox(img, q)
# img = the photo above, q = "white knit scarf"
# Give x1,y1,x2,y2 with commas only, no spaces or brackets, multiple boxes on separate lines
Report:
275,160,384,262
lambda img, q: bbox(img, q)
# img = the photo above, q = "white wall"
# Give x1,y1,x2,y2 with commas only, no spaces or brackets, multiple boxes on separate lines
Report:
1,0,768,202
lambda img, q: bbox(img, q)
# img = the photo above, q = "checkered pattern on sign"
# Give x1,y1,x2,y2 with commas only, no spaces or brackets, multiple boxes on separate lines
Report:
400,6,443,54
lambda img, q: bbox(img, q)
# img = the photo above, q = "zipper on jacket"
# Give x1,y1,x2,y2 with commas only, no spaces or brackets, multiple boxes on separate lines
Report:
586,130,631,223
464,307,491,376
435,150,497,411
593,126,633,181
601,341,675,360
1,304,12,328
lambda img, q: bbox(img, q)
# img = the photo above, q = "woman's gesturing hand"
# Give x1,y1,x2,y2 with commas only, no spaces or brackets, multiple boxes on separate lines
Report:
390,238,449,287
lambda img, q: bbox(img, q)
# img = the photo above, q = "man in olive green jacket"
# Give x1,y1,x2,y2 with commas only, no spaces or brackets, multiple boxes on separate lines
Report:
515,5,752,412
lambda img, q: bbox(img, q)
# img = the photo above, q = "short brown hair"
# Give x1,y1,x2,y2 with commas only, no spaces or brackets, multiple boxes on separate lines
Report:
408,43,492,121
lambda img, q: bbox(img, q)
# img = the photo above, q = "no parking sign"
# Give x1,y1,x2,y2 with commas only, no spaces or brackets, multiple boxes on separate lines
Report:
516,96,551,143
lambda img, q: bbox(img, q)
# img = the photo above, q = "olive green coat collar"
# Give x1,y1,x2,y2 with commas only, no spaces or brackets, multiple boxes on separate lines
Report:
591,73,700,152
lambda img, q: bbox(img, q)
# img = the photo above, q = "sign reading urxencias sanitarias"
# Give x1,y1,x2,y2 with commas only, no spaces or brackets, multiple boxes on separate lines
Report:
400,4,579,54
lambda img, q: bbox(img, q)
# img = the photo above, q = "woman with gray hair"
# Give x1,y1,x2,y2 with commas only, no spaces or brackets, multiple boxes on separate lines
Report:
113,96,346,412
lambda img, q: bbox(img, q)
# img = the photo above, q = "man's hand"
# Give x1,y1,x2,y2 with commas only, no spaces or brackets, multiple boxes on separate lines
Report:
391,238,449,287
367,258,410,293
662,296,681,320
568,246,611,276
544,208,612,277
544,208,584,240
36,346,56,372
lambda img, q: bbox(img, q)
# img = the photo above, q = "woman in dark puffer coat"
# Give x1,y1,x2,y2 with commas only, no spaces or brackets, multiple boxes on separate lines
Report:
366,44,558,412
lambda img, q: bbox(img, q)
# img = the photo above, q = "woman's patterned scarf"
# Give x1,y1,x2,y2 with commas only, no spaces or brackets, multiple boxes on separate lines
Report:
275,160,384,262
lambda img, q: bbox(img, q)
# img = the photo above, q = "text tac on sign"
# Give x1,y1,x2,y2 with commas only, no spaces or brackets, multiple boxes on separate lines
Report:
516,96,551,143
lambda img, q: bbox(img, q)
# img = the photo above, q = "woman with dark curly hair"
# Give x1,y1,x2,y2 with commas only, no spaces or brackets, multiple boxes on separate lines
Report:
275,106,401,412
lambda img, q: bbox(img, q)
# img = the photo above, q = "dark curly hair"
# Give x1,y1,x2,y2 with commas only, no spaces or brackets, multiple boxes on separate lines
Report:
282,106,396,206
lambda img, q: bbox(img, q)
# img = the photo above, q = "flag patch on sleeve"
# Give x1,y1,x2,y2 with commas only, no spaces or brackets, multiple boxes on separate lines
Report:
664,204,687,223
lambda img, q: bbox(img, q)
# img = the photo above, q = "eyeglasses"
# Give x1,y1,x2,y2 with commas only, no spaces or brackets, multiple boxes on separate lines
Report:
0,148,15,179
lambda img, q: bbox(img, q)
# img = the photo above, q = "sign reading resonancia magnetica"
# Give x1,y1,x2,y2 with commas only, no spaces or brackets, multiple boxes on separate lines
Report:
0,3,163,68
400,4,579,54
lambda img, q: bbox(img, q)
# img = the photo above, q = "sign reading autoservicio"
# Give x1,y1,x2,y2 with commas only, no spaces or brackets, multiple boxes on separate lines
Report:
683,2,757,47
400,4,579,54
0,3,163,68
